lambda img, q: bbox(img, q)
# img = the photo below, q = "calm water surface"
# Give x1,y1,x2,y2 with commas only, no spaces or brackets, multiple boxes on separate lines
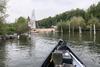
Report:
56,31,100,67
0,33,57,67
0,31,100,67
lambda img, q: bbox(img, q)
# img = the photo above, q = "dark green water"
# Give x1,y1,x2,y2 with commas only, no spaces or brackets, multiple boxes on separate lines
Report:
0,31,100,67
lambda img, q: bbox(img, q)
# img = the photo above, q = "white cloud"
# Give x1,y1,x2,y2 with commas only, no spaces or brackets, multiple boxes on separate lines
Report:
6,0,100,22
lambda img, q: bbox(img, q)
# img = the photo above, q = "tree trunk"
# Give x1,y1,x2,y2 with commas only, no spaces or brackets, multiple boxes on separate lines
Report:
93,33,96,43
90,26,92,40
61,26,63,33
93,24,96,44
69,24,70,33
72,26,74,36
93,24,96,35
79,26,82,34
69,24,70,40
61,26,63,38
79,26,82,42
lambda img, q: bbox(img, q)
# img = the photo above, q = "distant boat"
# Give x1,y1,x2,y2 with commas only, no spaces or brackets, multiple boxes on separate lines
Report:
41,40,86,67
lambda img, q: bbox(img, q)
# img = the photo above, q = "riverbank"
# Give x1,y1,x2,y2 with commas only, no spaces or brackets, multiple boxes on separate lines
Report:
0,34,17,40
31,28,56,33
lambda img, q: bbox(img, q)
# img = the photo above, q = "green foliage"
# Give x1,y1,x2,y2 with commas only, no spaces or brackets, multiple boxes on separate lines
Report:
0,0,6,13
57,16,85,32
88,17,100,28
38,8,85,28
57,21,69,32
88,17,99,25
0,0,28,35
1,1,100,35
38,2,100,32
38,17,56,28
15,17,28,35
5,23,16,34
0,16,28,35
0,23,16,35
0,0,6,23
70,16,85,27
87,2,100,19
0,23,5,35
0,0,7,35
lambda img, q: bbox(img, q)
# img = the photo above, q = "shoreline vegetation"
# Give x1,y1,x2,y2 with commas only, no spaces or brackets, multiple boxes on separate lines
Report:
0,0,29,40
38,2,100,33
0,16,29,40
0,1,100,40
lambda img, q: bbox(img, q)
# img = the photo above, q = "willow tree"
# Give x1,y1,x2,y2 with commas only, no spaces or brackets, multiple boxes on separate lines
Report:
66,20,71,40
88,17,99,35
70,17,77,35
76,16,85,34
57,21,68,33
66,20,71,33
70,16,85,35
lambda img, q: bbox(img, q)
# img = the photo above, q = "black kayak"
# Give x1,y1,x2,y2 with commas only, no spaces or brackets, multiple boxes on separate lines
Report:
41,40,86,67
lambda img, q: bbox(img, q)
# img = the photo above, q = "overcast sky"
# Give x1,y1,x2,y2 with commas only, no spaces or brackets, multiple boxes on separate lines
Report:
6,0,100,22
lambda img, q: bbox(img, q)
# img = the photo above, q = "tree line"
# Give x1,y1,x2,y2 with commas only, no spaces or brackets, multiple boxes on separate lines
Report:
38,2,100,32
1,0,100,36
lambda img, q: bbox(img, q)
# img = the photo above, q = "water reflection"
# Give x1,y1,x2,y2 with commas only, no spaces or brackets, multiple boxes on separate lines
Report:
0,34,57,67
0,31,100,67
0,40,6,67
57,31,100,67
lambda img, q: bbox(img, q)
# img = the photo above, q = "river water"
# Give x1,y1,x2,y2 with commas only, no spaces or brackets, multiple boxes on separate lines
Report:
0,31,100,67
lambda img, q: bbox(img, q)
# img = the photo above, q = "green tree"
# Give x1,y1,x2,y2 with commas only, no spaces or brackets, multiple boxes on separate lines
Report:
87,4,96,17
66,20,71,34
57,21,68,33
96,2,100,19
0,0,7,35
88,17,99,35
15,17,28,35
70,16,78,34
70,16,85,34
38,2,100,31
38,8,86,28
6,23,16,34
